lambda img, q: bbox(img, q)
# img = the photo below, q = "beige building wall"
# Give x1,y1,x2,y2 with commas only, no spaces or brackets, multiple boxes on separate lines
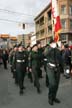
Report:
34,0,72,46
17,34,31,47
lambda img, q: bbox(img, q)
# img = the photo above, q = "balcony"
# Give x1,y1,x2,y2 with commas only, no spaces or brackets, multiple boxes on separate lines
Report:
40,24,45,31
47,20,52,26
61,28,70,33
36,25,40,32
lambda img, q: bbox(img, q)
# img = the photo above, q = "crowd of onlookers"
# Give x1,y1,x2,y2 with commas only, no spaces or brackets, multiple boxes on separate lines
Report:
0,48,9,69
60,44,72,77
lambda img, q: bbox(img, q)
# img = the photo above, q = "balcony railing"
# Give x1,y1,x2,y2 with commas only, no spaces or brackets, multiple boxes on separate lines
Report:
61,28,70,33
48,20,52,25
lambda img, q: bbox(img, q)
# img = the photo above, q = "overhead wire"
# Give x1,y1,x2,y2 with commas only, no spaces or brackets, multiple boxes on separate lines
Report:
0,8,34,17
0,0,50,26
0,18,34,25
0,0,50,17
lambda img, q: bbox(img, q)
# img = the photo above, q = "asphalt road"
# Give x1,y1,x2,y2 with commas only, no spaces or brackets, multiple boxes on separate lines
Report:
0,64,72,108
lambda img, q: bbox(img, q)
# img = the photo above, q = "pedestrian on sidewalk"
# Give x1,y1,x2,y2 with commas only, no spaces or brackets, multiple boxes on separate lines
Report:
2,49,8,69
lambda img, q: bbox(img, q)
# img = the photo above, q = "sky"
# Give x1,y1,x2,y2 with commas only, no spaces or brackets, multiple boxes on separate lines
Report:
0,0,50,36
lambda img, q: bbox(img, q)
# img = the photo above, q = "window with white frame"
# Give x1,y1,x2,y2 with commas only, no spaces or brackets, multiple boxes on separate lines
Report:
69,5,72,15
61,5,66,14
61,19,66,29
60,34,66,41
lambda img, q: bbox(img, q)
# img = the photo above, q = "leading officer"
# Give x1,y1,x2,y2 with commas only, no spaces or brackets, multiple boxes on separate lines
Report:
45,38,62,105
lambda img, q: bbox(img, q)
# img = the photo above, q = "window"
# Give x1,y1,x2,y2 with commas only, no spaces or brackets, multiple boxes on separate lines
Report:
47,10,51,21
40,29,44,37
69,5,72,15
70,19,72,29
61,19,66,29
40,17,44,26
61,5,66,14
48,25,52,33
60,34,66,41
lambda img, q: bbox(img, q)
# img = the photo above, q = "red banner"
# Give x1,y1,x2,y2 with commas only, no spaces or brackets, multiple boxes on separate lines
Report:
51,0,61,42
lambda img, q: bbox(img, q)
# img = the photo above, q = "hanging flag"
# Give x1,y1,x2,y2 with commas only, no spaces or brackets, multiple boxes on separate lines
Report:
51,0,61,42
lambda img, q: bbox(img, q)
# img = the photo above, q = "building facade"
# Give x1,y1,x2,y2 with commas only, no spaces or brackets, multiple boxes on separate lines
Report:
34,0,72,46
17,34,32,47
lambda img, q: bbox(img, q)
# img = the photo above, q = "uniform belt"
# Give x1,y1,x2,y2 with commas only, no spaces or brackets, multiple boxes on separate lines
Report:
49,63,56,67
44,59,47,61
17,60,25,63
48,63,59,67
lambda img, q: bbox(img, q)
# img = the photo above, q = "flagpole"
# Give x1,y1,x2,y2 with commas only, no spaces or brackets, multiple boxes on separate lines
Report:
51,0,54,40
52,16,54,40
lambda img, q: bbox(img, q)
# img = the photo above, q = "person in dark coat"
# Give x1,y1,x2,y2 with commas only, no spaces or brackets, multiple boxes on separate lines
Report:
43,44,49,87
63,44,71,78
2,50,8,69
29,44,41,94
64,44,71,66
14,44,27,95
37,41,44,78
26,45,33,83
9,45,18,85
45,38,62,105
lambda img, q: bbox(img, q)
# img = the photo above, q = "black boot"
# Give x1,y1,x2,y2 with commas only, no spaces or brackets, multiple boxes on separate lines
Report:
19,90,24,95
34,81,36,87
54,98,61,103
37,88,41,94
30,78,33,83
22,86,26,90
48,99,54,105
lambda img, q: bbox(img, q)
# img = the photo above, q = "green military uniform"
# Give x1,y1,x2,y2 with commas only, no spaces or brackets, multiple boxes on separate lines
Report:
10,49,18,85
29,44,41,93
37,47,44,78
26,49,33,83
14,49,27,95
44,45,50,87
45,39,62,105
9,50,16,78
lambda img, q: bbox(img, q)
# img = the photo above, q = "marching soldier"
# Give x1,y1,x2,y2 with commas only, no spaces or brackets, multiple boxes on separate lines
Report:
29,44,41,94
26,45,33,83
37,41,44,78
43,44,49,87
9,45,18,85
45,38,62,105
14,44,27,95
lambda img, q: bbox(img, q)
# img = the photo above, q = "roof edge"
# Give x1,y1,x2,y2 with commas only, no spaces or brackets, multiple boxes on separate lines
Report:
34,2,51,21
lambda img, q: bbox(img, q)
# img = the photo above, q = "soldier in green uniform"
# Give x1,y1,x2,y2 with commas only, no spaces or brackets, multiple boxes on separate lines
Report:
45,38,62,105
26,45,33,83
43,44,49,87
13,44,27,95
37,41,44,78
9,45,18,85
29,44,41,94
